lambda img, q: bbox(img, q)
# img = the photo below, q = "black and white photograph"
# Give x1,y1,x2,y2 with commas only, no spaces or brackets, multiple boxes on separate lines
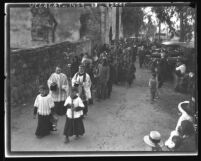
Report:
5,2,197,157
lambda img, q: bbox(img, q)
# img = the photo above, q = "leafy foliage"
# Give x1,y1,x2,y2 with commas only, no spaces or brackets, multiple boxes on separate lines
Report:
151,6,176,37
177,6,195,41
142,15,157,39
151,6,195,42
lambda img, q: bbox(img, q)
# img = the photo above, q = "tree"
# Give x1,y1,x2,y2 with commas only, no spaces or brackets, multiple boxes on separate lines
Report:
142,15,157,40
151,6,174,41
176,6,195,42
122,7,144,38
151,6,195,42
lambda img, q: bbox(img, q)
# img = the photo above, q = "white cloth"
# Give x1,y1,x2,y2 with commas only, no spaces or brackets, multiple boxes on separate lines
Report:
34,94,54,116
72,73,92,100
64,96,84,118
81,57,92,64
165,130,179,149
93,56,98,62
176,64,186,74
175,101,193,131
47,73,69,102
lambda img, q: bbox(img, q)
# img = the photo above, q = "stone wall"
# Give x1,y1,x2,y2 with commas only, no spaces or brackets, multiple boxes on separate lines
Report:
10,7,82,49
9,40,91,106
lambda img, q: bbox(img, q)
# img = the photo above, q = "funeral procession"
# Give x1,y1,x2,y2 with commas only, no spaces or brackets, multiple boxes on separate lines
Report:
6,2,197,156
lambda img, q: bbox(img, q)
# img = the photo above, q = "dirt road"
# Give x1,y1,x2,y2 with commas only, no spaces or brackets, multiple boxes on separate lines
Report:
10,63,190,152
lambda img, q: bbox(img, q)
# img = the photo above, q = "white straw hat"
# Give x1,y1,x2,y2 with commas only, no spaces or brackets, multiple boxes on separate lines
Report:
143,131,163,147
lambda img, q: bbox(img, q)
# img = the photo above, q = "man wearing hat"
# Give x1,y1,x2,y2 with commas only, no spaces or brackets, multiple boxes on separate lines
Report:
71,64,92,117
158,52,169,88
143,131,163,151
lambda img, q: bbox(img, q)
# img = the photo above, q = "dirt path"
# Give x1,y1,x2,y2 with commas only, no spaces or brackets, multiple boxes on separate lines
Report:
10,62,189,151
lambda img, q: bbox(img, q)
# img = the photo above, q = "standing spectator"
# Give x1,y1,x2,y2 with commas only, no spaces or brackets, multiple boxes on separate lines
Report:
64,55,72,80
158,53,168,88
117,61,123,84
153,61,160,98
96,58,110,100
107,59,115,98
63,87,85,143
138,46,145,68
95,60,103,100
48,66,69,116
187,72,195,97
126,61,136,87
149,73,157,103
33,85,55,138
92,56,100,89
85,62,94,104
122,61,128,84
132,45,137,63
175,60,187,92
72,65,92,117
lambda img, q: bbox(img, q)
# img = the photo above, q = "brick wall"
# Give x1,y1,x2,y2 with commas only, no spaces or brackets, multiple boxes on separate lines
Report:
9,40,91,106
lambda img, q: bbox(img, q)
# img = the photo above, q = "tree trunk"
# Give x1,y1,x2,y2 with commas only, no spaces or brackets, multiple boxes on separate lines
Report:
159,21,161,41
116,7,119,41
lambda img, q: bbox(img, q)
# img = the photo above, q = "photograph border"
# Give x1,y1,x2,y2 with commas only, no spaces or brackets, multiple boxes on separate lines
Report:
4,1,198,157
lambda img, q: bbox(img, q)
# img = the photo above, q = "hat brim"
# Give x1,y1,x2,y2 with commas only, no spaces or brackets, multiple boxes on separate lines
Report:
143,135,163,147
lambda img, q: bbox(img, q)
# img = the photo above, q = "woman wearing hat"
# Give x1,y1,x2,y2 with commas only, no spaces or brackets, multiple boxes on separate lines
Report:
96,58,110,99
143,131,163,151
164,101,195,151
165,120,195,151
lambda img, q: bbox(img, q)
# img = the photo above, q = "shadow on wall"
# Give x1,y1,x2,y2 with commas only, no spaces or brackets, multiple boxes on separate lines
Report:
10,7,83,49
48,8,82,42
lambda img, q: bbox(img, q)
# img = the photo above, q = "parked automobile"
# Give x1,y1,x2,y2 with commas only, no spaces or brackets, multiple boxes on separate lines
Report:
161,41,195,72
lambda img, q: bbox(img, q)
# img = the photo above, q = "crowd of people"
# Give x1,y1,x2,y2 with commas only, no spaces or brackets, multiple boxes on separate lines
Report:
32,38,197,150
33,39,139,143
143,43,197,151
143,94,197,152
